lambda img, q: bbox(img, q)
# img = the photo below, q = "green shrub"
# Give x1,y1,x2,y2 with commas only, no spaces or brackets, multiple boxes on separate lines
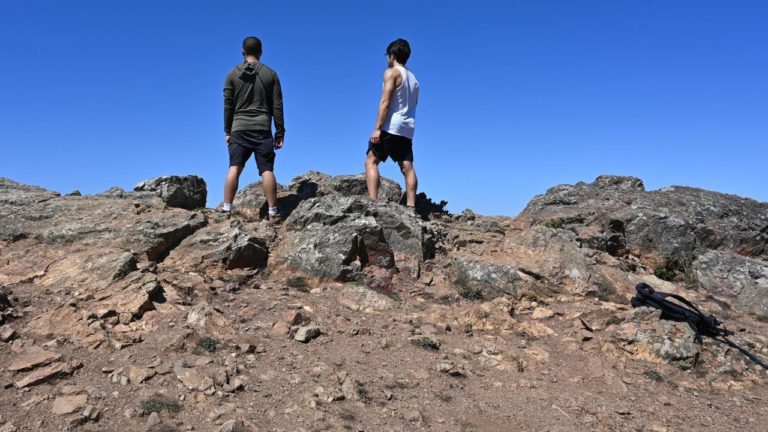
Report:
410,336,440,351
286,276,309,292
545,214,586,229
643,370,663,382
454,270,482,300
142,394,181,414
196,336,218,353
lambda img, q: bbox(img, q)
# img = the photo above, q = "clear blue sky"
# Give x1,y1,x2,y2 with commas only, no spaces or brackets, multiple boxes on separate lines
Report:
1,1,766,215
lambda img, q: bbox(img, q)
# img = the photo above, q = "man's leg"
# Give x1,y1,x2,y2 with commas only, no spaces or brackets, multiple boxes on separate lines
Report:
261,170,278,210
398,160,418,207
365,151,381,200
223,165,244,210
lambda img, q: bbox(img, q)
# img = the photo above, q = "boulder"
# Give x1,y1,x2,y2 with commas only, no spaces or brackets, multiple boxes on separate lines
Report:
231,181,290,220
694,250,768,318
0,178,60,205
519,175,768,262
161,220,269,272
275,195,436,281
330,174,402,202
613,307,700,369
134,175,207,209
452,256,522,299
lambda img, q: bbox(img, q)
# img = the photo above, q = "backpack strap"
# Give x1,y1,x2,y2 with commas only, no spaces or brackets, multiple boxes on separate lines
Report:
631,283,767,370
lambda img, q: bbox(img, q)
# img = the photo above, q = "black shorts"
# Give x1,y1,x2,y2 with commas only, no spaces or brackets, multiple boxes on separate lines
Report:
228,130,275,175
367,131,414,163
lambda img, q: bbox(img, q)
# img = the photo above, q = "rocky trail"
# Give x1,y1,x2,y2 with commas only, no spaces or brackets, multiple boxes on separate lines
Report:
0,172,767,431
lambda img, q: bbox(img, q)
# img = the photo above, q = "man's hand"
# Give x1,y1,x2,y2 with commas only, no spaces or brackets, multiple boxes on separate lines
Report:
370,129,382,145
225,135,231,146
274,137,284,149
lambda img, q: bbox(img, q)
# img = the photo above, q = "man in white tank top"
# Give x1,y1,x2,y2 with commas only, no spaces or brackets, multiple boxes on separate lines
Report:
366,39,420,210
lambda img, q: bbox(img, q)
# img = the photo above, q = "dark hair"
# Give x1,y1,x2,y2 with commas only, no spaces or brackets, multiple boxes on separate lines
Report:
242,36,262,58
386,39,411,65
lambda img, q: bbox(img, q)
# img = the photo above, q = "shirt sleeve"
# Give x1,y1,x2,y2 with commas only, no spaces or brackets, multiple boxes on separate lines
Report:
223,71,235,134
272,73,285,139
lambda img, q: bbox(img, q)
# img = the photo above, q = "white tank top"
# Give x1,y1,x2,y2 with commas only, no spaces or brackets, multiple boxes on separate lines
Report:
382,65,419,139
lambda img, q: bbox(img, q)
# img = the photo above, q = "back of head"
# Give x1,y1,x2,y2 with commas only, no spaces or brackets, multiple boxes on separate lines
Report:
386,39,411,65
242,36,262,59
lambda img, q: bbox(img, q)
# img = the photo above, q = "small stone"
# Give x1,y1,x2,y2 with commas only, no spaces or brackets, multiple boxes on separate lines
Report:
59,385,82,395
283,310,308,326
9,347,62,371
14,362,69,388
174,363,214,392
531,307,555,320
580,329,594,341
129,367,156,384
294,325,322,343
52,394,88,415
82,405,101,421
155,362,173,375
0,326,16,342
119,376,129,386
271,321,291,336
146,412,162,427
223,378,244,393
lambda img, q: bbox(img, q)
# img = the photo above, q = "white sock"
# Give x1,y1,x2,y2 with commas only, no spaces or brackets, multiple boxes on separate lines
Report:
268,207,278,216
223,203,232,212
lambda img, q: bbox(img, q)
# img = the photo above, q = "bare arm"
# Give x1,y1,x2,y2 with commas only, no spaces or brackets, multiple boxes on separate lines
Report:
370,68,399,143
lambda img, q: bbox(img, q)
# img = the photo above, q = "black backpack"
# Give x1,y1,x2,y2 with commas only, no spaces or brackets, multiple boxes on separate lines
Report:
630,282,767,370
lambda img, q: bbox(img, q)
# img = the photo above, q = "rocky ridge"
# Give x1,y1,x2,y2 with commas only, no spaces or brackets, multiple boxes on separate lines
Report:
0,173,767,431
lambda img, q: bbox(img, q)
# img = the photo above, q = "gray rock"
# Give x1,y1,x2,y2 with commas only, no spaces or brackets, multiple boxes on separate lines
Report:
613,307,700,369
288,171,334,199
453,256,522,299
173,362,214,392
134,175,207,210
231,181,290,220
97,186,127,198
330,174,402,202
294,325,322,343
519,175,768,261
0,178,60,205
694,250,768,318
162,221,268,271
284,196,436,273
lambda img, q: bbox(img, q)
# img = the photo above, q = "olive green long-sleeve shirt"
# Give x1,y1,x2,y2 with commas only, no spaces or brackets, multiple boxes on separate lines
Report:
223,61,284,138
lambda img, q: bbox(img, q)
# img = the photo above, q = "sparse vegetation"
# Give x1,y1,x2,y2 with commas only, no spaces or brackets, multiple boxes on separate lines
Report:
454,270,482,300
545,214,587,229
286,276,310,292
355,383,371,403
643,370,663,382
410,336,440,351
196,336,218,353
653,254,697,286
141,394,182,414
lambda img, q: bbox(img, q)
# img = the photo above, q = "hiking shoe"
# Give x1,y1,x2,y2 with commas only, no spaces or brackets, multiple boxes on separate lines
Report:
213,207,231,222
268,213,284,225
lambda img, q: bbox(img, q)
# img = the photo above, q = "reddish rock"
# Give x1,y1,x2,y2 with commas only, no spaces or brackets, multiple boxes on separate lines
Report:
52,394,88,415
14,362,68,388
8,347,62,371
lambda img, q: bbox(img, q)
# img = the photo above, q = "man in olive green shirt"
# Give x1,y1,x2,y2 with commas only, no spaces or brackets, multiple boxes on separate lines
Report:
222,36,285,221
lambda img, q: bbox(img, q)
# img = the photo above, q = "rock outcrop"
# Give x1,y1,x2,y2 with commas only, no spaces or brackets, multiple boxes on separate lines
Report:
134,175,207,210
519,175,768,262
1,172,767,431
